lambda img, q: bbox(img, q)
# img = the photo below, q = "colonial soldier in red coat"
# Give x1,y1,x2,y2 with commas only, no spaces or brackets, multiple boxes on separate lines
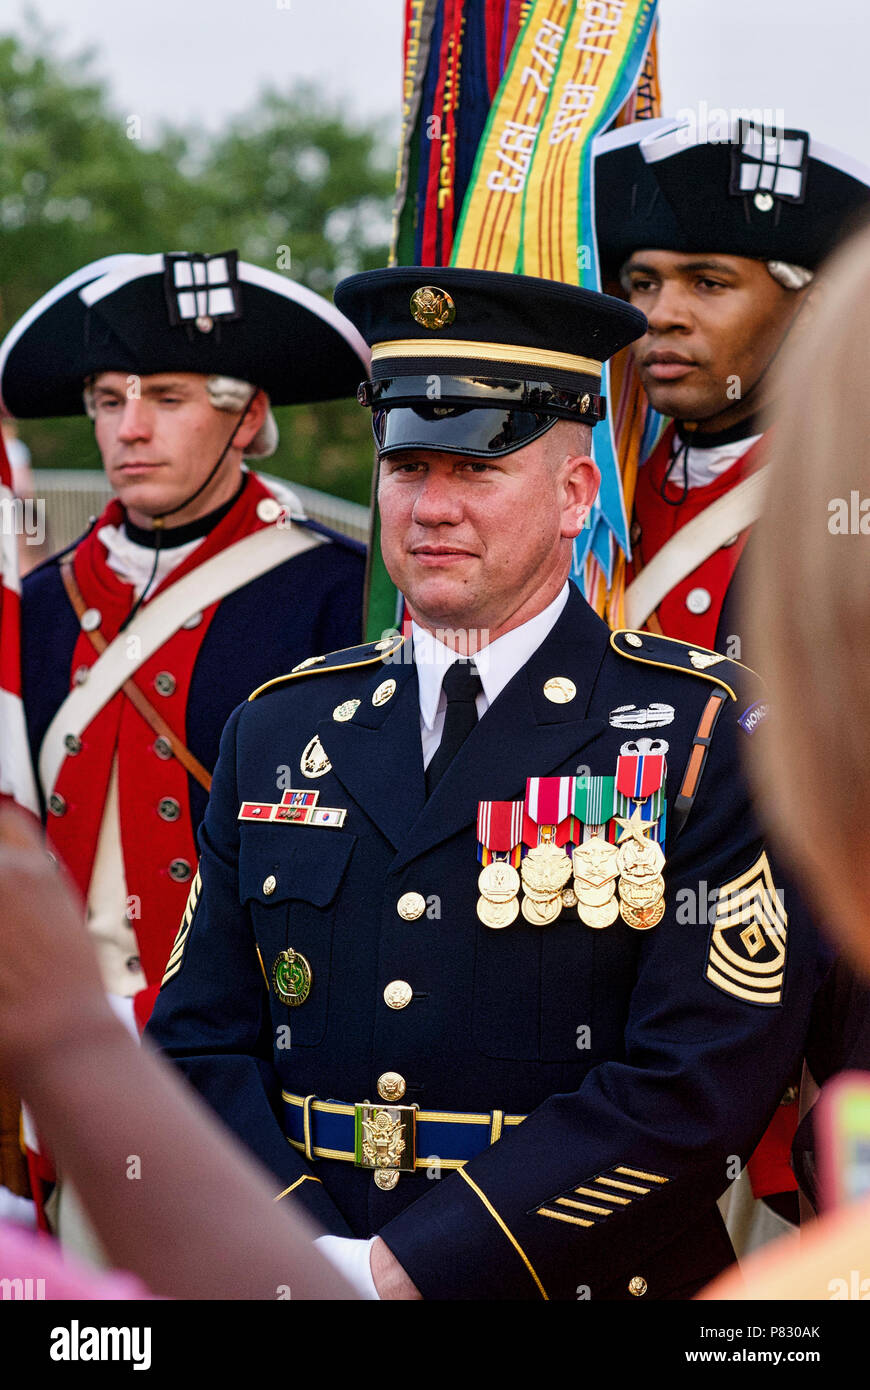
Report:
0,251,368,1239
594,115,870,659
593,117,870,1240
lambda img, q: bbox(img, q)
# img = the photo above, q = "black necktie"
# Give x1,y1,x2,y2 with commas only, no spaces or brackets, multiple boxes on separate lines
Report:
425,659,483,794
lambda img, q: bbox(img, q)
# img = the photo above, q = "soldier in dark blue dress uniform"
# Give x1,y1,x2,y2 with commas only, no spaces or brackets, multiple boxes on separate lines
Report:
148,266,819,1300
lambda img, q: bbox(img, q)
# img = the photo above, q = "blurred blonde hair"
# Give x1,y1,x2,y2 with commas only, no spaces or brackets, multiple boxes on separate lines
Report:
746,225,870,972
83,374,278,458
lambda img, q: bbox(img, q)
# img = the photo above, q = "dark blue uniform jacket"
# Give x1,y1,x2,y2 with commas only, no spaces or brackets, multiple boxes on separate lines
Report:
148,584,818,1300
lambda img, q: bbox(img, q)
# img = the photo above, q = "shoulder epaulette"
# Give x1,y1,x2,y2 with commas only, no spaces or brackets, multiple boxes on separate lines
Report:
247,635,406,701
610,630,761,702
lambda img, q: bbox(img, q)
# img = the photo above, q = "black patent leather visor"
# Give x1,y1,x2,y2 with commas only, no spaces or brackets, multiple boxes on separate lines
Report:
372,404,559,458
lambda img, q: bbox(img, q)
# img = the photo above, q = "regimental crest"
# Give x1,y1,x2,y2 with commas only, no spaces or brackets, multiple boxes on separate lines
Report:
410,285,456,330
706,851,787,1006
300,735,332,778
729,121,810,211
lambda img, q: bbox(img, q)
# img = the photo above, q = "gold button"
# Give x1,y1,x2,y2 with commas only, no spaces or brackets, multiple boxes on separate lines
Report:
628,1275,647,1297
377,1071,406,1101
154,671,176,696
625,633,643,649
372,679,396,707
263,874,277,896
375,1170,399,1191
543,677,576,704
384,980,413,1010
397,891,426,921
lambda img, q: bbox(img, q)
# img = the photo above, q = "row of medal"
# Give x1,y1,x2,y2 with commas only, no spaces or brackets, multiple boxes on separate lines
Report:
475,762,668,932
476,824,666,931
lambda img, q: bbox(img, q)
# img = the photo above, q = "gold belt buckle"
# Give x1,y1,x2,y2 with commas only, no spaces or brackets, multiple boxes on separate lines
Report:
354,1102,417,1190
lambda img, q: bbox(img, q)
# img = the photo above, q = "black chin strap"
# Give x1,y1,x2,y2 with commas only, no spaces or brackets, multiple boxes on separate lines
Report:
119,388,258,631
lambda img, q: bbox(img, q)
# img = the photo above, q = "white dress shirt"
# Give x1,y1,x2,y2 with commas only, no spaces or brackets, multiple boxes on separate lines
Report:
413,582,570,767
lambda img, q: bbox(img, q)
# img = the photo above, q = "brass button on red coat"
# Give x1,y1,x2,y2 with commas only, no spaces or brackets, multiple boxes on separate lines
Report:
153,736,173,760
168,858,192,883
64,734,82,755
154,671,176,697
158,797,181,822
48,793,67,817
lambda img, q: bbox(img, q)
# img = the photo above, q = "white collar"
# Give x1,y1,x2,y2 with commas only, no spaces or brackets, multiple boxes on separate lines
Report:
412,583,570,732
97,523,202,598
684,434,763,489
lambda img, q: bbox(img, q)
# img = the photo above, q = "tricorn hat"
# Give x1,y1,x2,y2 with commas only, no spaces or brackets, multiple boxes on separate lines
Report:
0,251,370,419
594,116,870,278
334,265,646,458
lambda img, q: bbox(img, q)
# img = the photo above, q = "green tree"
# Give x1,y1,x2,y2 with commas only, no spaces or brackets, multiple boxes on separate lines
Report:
0,27,393,505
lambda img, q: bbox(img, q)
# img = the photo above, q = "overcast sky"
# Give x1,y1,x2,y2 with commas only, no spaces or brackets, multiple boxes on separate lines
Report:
6,0,869,160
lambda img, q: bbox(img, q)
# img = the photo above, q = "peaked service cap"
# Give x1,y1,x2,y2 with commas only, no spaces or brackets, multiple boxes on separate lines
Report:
334,265,646,458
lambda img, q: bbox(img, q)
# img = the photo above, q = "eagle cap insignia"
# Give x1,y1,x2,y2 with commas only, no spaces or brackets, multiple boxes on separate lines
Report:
410,285,456,330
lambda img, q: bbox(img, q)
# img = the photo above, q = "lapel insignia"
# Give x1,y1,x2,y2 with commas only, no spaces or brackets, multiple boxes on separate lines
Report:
543,677,576,704
372,678,397,707
300,735,332,778
333,699,361,722
706,851,787,1006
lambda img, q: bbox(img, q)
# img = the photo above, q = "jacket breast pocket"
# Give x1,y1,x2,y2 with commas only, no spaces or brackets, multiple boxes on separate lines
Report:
472,907,637,1062
240,825,357,1048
